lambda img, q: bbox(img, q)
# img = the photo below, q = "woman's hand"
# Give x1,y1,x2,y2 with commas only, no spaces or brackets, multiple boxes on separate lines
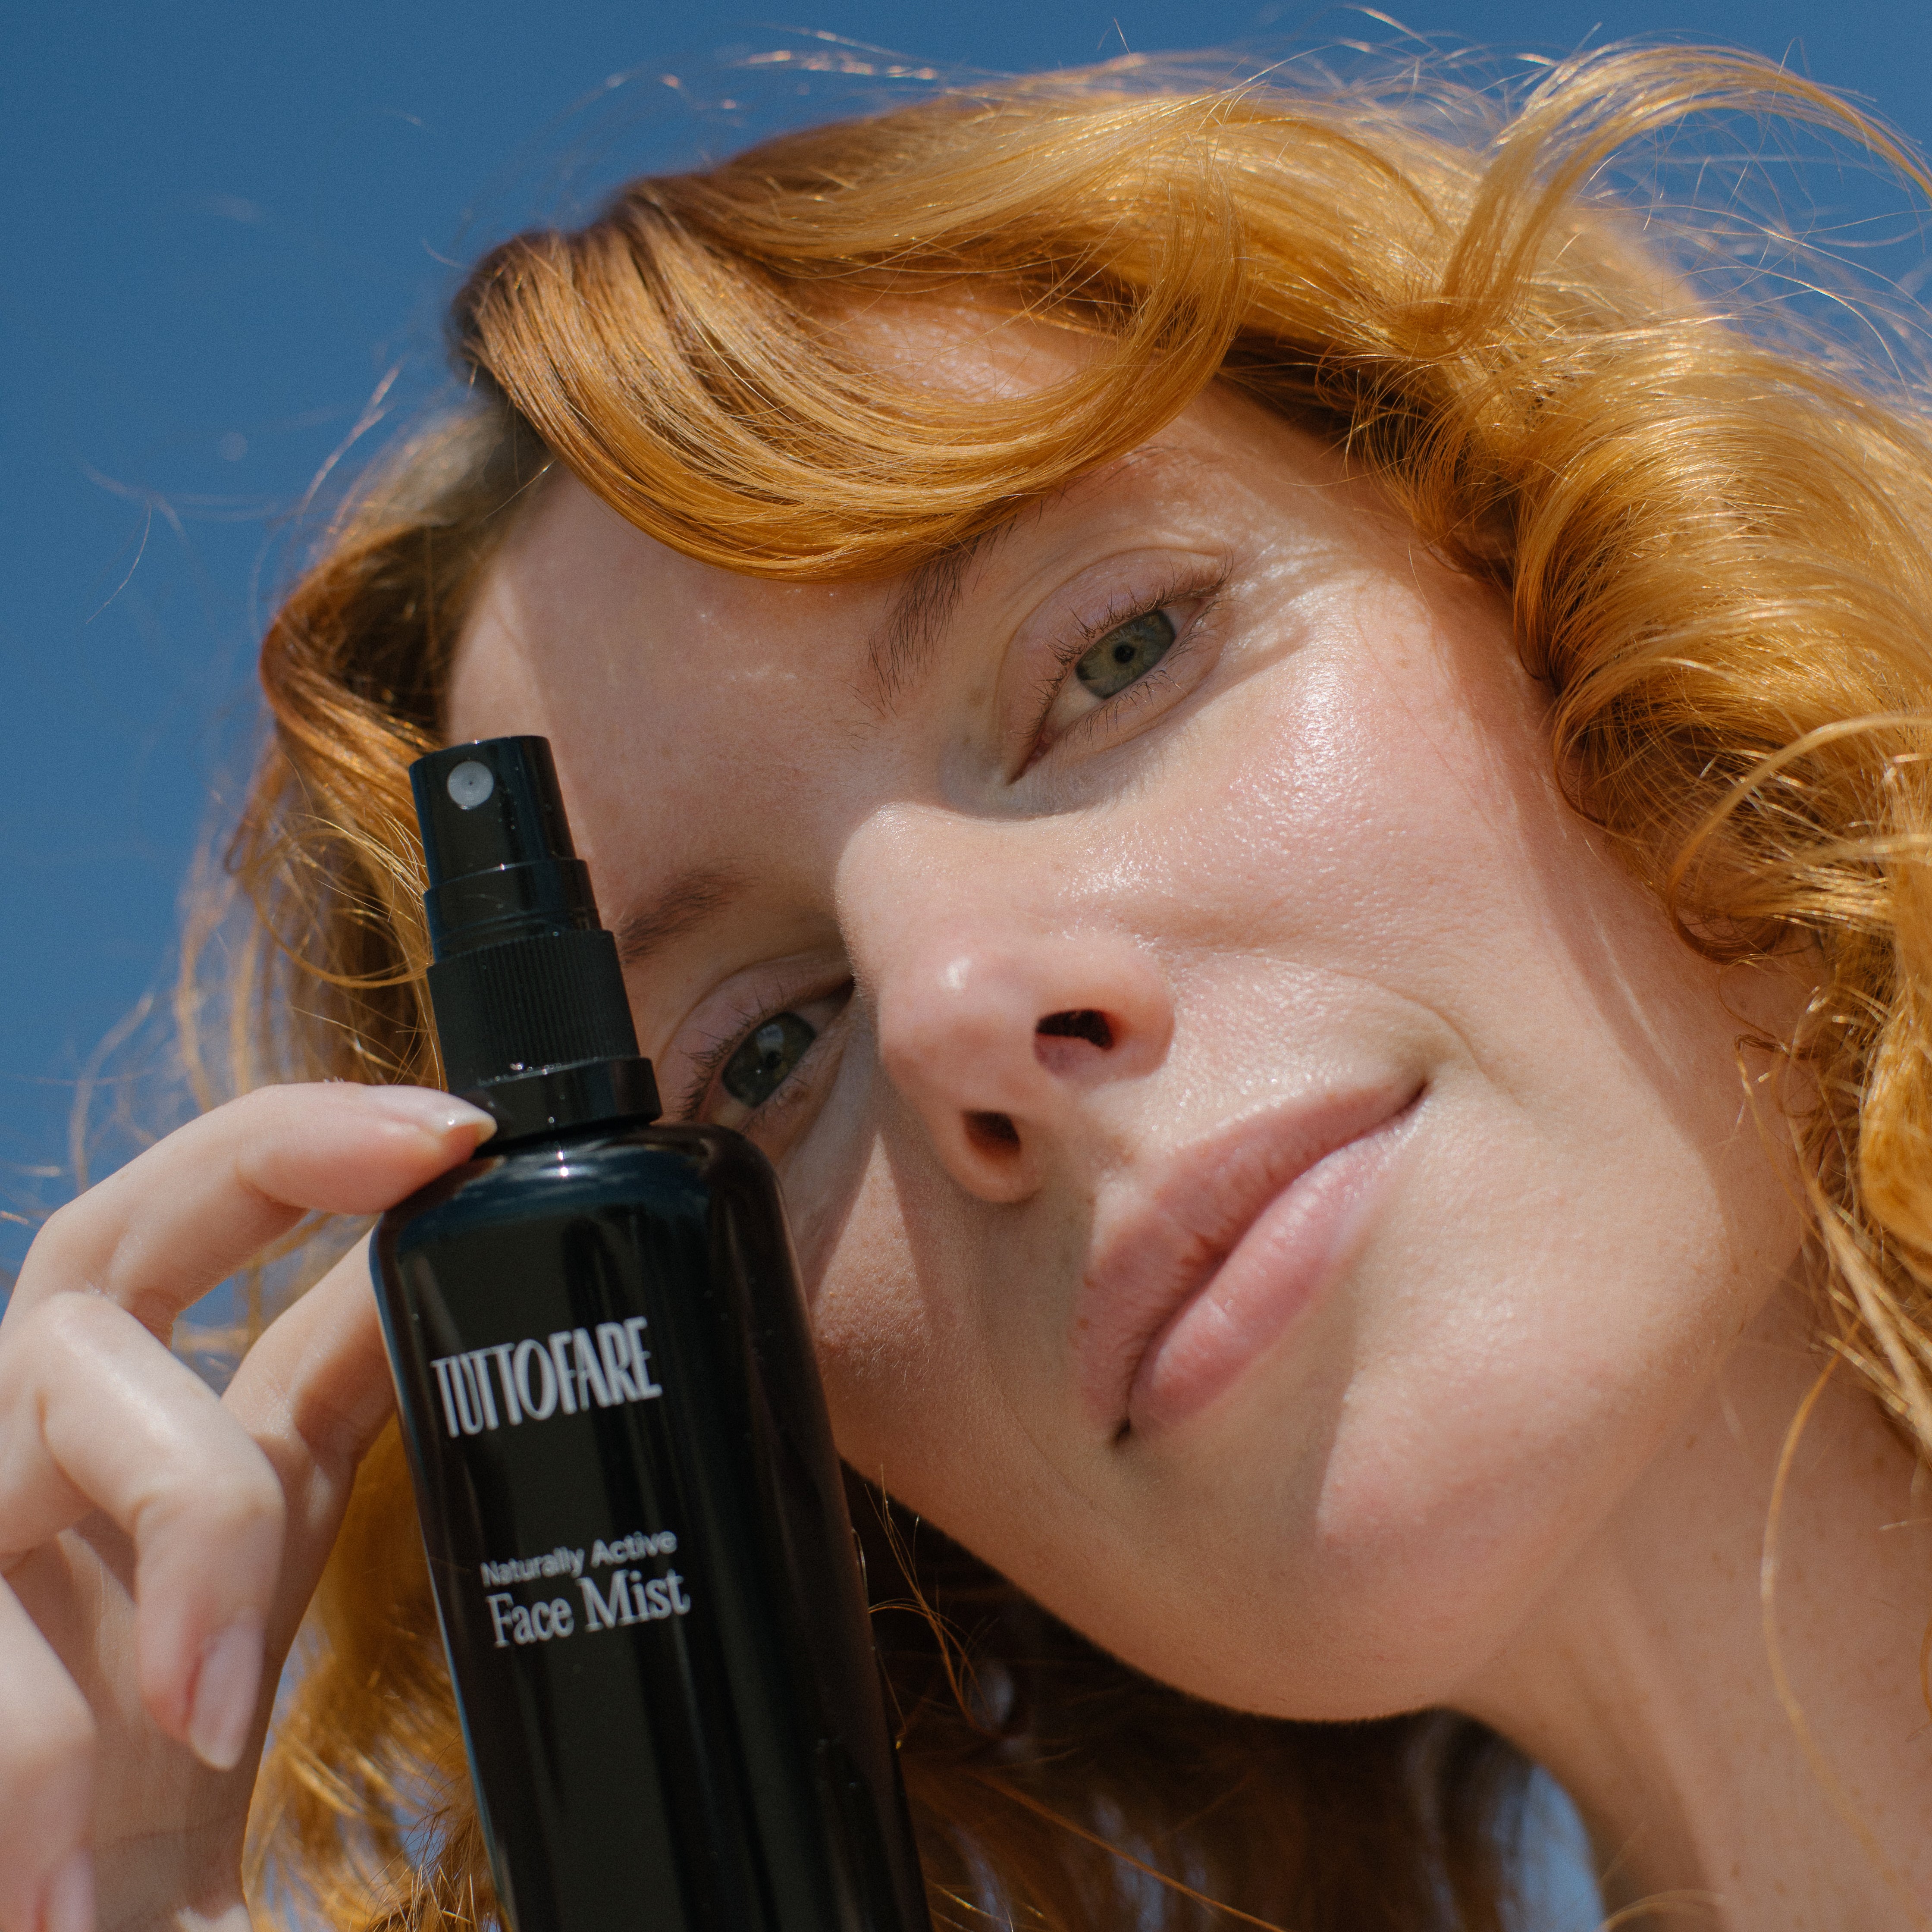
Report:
0,1083,495,1932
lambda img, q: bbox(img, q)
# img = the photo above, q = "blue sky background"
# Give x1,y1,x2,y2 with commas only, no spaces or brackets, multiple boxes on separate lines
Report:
6,0,1932,1267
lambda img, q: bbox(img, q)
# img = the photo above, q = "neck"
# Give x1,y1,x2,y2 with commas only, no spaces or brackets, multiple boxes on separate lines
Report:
1454,1286,1932,1929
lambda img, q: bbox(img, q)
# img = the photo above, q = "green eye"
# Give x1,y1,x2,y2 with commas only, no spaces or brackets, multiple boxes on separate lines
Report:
1074,609,1176,699
721,1011,818,1109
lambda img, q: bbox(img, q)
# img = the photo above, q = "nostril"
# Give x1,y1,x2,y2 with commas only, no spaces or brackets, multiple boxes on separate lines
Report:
1036,1009,1114,1051
966,1109,1022,1153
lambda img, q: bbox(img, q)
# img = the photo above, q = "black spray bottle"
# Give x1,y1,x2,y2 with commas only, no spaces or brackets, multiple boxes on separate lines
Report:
372,736,932,1932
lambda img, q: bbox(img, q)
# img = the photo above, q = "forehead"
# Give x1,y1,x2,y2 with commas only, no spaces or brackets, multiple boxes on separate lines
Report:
445,474,896,917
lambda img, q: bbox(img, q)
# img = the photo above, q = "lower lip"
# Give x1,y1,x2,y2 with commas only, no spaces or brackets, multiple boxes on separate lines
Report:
1127,1118,1410,1433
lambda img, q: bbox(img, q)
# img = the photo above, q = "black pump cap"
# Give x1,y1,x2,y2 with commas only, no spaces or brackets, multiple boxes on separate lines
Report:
411,737,659,1141
414,737,599,959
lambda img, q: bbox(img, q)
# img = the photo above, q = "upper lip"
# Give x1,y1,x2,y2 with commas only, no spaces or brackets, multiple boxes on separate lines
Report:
1073,1081,1422,1433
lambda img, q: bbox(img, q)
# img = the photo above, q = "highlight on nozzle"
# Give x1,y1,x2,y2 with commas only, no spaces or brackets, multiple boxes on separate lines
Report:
408,736,659,1140
445,759,496,809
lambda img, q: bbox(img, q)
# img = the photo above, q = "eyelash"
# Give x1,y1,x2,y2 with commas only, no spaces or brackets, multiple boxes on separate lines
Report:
673,986,845,1125
1024,564,1229,764
674,996,768,1122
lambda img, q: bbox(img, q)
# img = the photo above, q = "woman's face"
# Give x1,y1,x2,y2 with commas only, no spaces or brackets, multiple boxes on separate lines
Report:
447,314,1803,1723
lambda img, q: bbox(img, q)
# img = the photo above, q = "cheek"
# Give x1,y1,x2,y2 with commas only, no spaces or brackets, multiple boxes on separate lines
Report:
806,1144,977,1485
1048,583,1807,1716
805,1130,1099,1583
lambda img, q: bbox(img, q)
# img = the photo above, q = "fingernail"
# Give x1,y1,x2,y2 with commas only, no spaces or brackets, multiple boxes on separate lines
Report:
188,1618,265,1772
364,1087,498,1142
41,1850,93,1932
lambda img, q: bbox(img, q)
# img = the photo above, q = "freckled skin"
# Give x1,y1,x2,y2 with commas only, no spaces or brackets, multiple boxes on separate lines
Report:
448,332,1803,1730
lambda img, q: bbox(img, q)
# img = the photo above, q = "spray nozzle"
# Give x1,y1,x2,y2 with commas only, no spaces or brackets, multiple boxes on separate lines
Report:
409,736,659,1140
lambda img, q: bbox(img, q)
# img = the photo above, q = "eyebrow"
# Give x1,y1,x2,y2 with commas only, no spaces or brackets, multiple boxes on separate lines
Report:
612,863,746,967
866,524,1005,711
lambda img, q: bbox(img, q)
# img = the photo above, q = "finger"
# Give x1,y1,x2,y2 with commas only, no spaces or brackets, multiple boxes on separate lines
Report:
0,1292,283,1768
223,1234,398,1643
8,1083,493,1339
0,1572,95,1932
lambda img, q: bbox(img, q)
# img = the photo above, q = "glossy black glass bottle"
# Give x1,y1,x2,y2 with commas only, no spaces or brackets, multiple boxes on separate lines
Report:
372,738,930,1932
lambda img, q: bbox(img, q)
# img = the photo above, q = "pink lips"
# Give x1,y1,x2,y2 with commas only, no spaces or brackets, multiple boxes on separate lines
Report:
1075,1085,1420,1436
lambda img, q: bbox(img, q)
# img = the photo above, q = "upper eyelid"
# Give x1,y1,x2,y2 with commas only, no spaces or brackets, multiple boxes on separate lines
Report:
1054,558,1226,656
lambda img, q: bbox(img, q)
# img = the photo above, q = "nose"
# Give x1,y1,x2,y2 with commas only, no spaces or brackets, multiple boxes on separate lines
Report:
872,921,1173,1205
